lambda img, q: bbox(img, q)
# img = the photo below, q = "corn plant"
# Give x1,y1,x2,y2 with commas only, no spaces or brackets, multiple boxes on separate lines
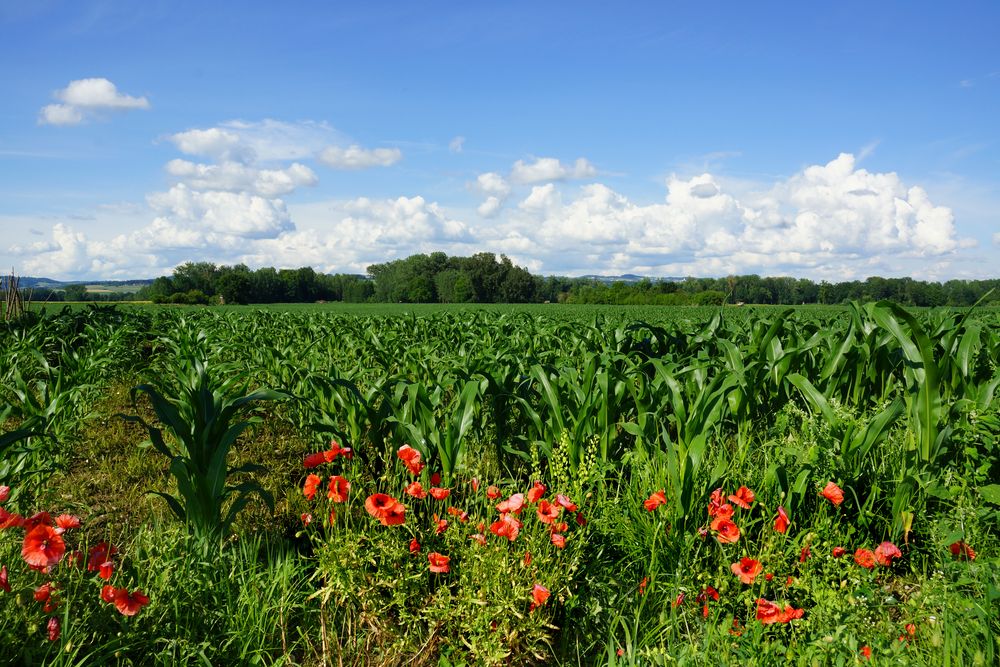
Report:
123,325,288,540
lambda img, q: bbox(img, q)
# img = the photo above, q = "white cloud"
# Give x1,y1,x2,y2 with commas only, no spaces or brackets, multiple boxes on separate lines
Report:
6,152,979,282
510,156,597,184
170,120,343,163
38,78,149,125
165,159,318,197
317,145,402,169
473,172,510,197
38,104,83,126
993,232,1000,245
449,136,465,153
477,197,504,218
480,153,971,279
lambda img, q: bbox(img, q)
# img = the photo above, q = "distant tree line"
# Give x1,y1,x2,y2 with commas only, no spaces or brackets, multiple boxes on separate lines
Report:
15,257,1000,307
564,275,1000,307
134,263,374,305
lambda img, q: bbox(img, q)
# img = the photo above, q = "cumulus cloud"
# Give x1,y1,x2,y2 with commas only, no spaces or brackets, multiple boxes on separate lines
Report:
165,159,318,197
481,153,971,278
510,157,597,184
169,120,342,163
317,145,402,169
39,78,149,125
7,152,975,282
449,136,465,153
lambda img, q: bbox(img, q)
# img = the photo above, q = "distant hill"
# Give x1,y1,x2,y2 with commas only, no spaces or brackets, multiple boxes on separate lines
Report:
18,277,155,291
576,274,685,284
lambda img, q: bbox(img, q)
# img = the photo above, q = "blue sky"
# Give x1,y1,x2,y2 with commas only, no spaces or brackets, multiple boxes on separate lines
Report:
1,1,997,280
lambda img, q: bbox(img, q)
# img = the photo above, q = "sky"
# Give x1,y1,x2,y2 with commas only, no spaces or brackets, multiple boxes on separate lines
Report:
1,1,998,282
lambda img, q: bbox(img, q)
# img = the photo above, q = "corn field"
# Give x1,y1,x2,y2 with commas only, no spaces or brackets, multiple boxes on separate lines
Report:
1,302,998,665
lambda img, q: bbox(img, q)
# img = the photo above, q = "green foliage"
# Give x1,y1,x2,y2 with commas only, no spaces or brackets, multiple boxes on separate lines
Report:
122,323,287,539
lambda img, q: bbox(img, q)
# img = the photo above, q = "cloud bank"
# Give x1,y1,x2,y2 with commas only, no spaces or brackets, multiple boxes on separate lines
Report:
8,152,973,281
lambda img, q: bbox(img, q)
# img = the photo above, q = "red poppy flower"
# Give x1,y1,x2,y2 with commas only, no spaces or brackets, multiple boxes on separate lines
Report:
0,507,23,529
486,485,501,500
550,533,566,549
861,646,872,660
34,582,55,603
874,541,901,566
764,572,773,581
949,540,976,560
799,545,811,563
853,548,876,569
0,485,9,503
643,490,667,511
756,598,782,624
54,514,81,534
536,500,561,524
673,592,685,607
23,511,53,530
819,481,844,507
434,516,448,534
555,494,578,511
0,564,9,592
697,586,719,618
531,583,550,610
778,605,804,623
711,517,740,543
396,445,425,475
22,525,66,568
301,513,312,526
100,584,117,603
328,509,336,525
523,551,532,566
471,478,480,492
446,506,469,522
430,472,441,486
496,493,525,514
470,533,487,546
785,576,795,587
427,552,450,573
114,588,150,616
727,486,755,509
638,576,649,596
365,494,406,526
405,481,427,498
382,503,406,526
527,481,546,503
99,561,114,581
429,487,451,500
327,476,350,503
550,521,568,533
303,451,326,469
490,513,521,541
324,441,345,462
832,546,847,558
47,617,60,642
87,542,117,571
409,538,421,553
575,511,587,526
303,474,321,501
773,506,790,534
731,557,762,584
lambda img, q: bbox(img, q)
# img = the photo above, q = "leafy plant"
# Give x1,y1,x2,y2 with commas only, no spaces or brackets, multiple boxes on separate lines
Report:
122,325,287,539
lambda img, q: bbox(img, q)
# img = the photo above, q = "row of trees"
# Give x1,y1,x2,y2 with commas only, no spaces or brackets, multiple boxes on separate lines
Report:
136,264,374,305
21,256,1000,307
564,275,1000,307
367,253,539,303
